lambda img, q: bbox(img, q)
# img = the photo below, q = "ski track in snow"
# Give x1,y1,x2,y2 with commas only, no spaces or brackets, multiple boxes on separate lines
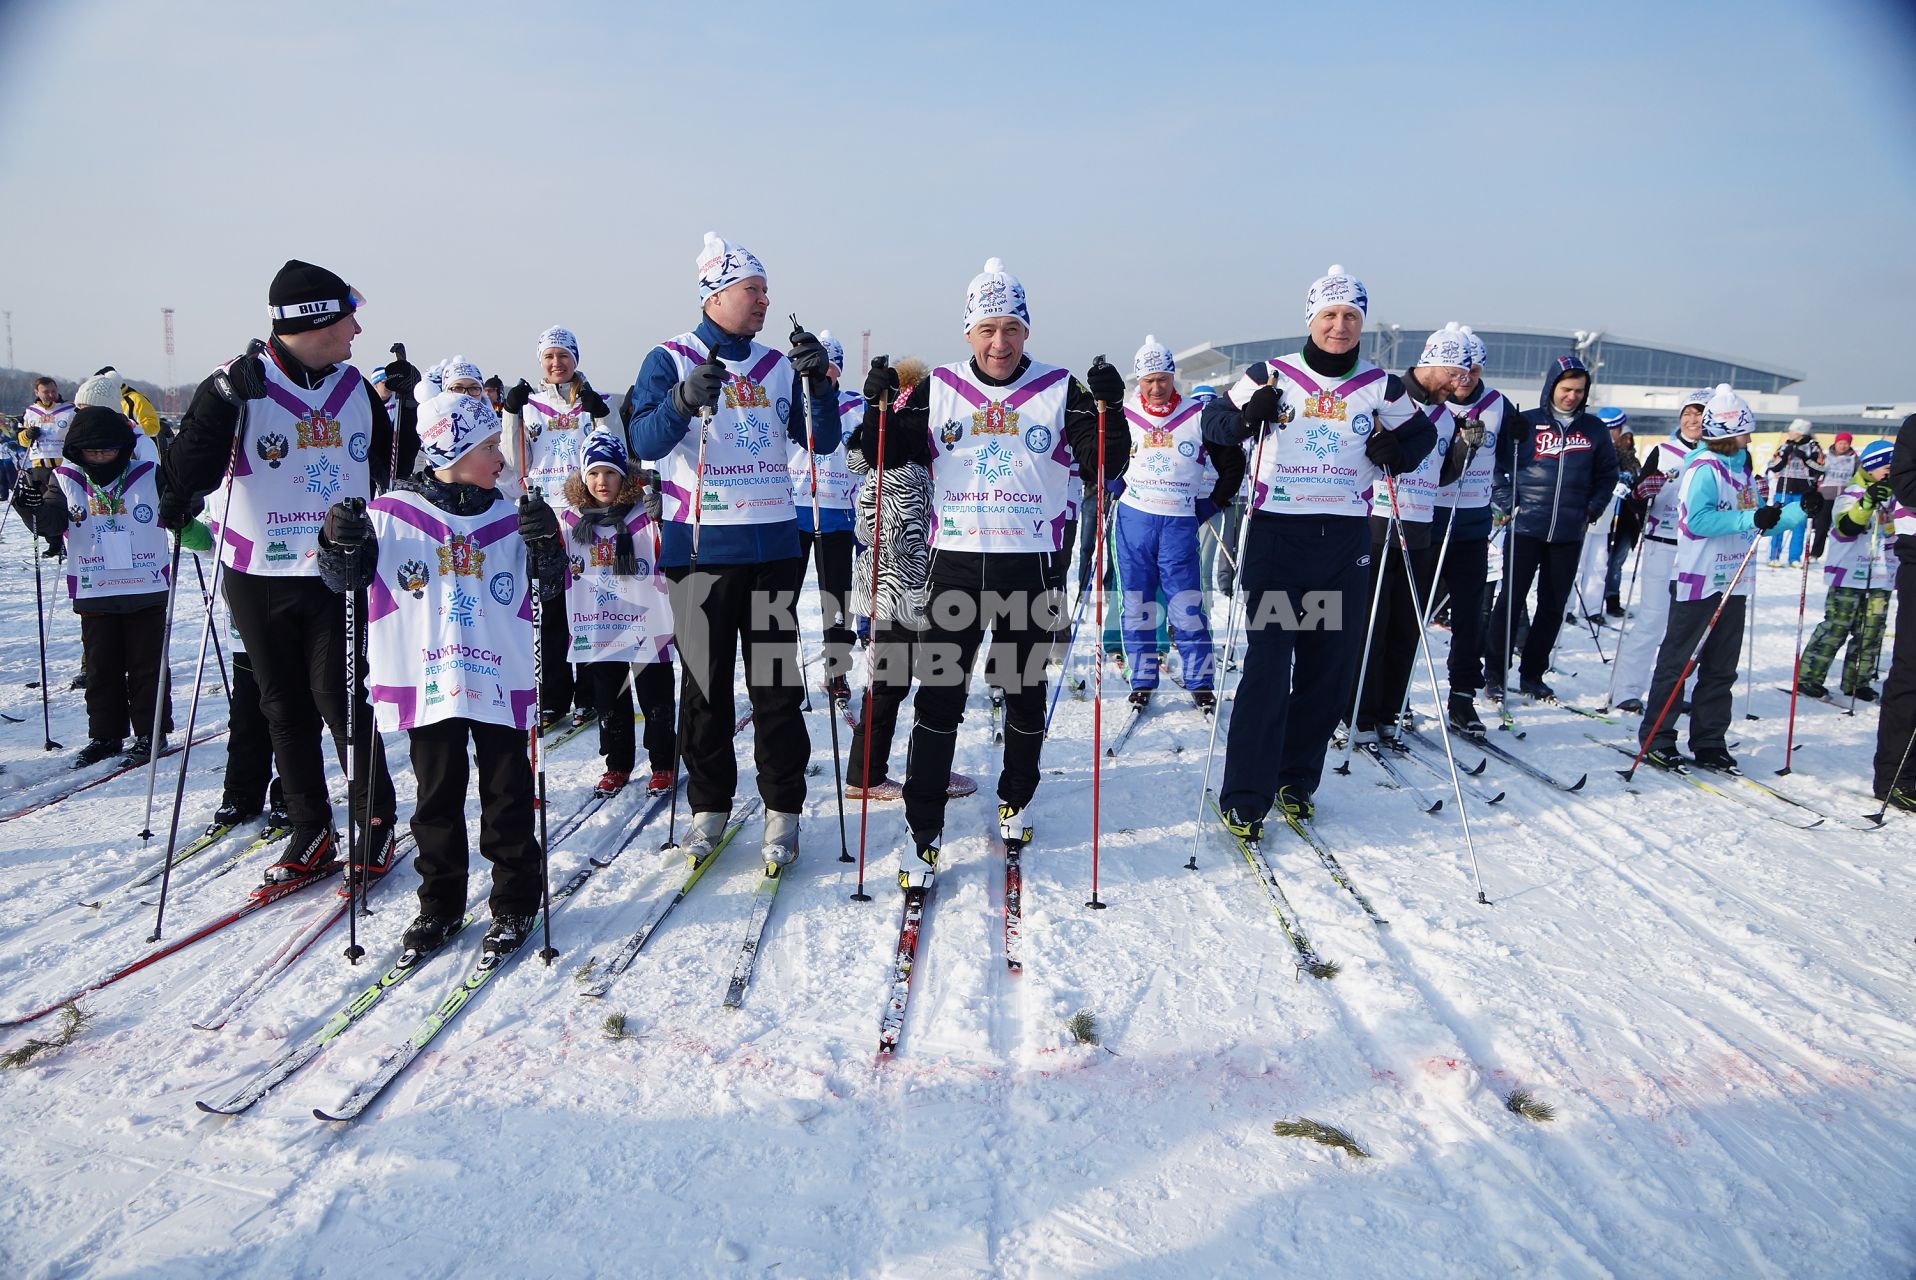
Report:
0,542,1913,1278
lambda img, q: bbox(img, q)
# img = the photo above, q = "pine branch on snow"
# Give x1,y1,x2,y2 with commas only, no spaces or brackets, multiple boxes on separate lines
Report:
1505,1089,1557,1122
1067,1010,1100,1045
602,1012,632,1041
1272,1118,1370,1159
1,1003,92,1069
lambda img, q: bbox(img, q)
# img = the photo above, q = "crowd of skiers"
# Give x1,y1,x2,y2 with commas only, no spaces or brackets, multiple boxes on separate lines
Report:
7,244,1915,961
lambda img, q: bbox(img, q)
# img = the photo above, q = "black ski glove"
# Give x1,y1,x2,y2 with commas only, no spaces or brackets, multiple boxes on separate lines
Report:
324,498,371,548
1461,421,1486,449
1798,489,1828,518
1864,480,1893,508
671,352,727,419
383,357,421,402
16,470,47,508
158,490,203,532
577,380,610,419
504,379,533,415
1753,504,1783,532
787,327,830,383
1085,356,1125,406
863,356,898,407
517,495,561,547
20,425,41,443
1365,427,1406,473
214,349,269,404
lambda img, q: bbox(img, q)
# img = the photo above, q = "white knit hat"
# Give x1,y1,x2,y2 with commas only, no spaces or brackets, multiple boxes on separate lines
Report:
74,373,121,410
1305,264,1367,321
696,231,766,301
1680,387,1712,411
537,326,579,362
1133,335,1176,377
1457,324,1487,369
1416,323,1471,370
963,257,1029,333
1700,383,1755,439
819,329,846,372
417,391,502,469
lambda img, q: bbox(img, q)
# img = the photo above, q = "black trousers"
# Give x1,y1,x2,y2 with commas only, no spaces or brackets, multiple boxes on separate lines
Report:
222,650,283,813
848,619,916,787
1356,538,1436,731
539,601,577,717
666,558,808,815
904,582,1058,843
222,570,394,830
1640,589,1746,754
1484,535,1582,686
78,605,171,743
408,717,542,920
1873,558,1916,798
798,529,855,678
575,659,677,774
1427,526,1491,695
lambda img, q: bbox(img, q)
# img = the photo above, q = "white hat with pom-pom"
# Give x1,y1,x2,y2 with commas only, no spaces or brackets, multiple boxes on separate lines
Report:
963,257,1029,333
1133,335,1175,377
1306,264,1368,322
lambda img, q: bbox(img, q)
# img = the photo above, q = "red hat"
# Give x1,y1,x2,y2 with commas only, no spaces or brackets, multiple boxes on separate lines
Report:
1833,431,1853,445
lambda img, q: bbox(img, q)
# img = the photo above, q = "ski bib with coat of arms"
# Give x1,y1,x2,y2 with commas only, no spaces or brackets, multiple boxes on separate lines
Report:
53,459,170,601
520,391,591,497
654,335,801,528
1674,454,1759,602
1118,393,1215,518
364,490,537,733
1229,355,1412,519
1372,398,1454,524
558,506,675,664
925,359,1075,552
786,390,860,513
1434,388,1508,511
218,358,372,578
24,402,76,465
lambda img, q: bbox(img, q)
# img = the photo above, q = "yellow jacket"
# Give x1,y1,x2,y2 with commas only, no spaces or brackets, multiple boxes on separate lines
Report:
123,387,161,437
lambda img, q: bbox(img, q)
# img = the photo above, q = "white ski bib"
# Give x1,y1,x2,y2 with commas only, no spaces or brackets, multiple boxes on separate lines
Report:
654,336,801,528
925,360,1075,552
218,360,372,578
1118,393,1215,518
1435,388,1508,511
1674,455,1759,601
52,459,170,601
1231,356,1411,519
559,506,675,664
520,391,591,497
24,402,75,465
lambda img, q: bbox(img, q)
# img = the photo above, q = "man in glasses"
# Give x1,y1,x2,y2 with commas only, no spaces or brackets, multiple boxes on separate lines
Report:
161,260,415,885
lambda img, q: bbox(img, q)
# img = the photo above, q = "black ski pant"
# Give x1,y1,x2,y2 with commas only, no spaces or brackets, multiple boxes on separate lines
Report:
408,717,542,920
1425,517,1490,695
904,580,1058,843
848,619,916,788
1484,534,1582,687
1356,537,1436,732
78,604,171,743
222,570,394,831
222,649,283,815
1873,558,1916,799
576,659,676,775
666,558,808,816
1640,589,1746,755
539,601,577,719
798,529,855,681
1219,512,1370,819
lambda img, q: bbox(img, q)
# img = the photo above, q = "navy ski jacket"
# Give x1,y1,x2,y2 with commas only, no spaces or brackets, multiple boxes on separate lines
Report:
1492,362,1620,544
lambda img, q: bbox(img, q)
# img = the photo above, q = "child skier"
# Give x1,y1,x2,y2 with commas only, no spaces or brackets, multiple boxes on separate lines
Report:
1638,385,1821,772
15,406,184,766
1798,438,1897,701
560,429,678,798
319,389,567,958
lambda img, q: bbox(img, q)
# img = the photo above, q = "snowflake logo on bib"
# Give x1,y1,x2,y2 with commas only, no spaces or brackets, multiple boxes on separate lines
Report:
448,583,477,627
304,457,343,502
1144,451,1171,476
723,376,771,411
437,533,486,578
1303,424,1339,460
973,401,1019,436
397,559,430,598
256,432,290,468
735,413,775,457
1177,441,1197,459
1350,412,1373,438
1302,391,1347,422
593,584,619,611
296,412,342,449
973,440,1015,482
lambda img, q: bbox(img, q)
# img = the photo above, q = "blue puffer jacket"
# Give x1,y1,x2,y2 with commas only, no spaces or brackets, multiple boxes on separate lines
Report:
1492,363,1620,544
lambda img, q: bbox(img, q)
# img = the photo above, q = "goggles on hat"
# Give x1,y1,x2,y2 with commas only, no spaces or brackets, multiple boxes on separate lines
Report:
267,285,365,322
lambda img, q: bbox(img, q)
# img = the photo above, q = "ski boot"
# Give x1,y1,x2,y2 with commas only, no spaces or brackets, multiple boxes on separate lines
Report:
1690,746,1740,774
263,825,340,884
352,818,399,879
594,769,630,798
670,809,730,867
401,912,462,956
1127,688,1152,710
1881,785,1916,814
1851,684,1879,702
1612,698,1644,715
1276,785,1315,823
1220,807,1263,843
1800,682,1831,700
69,672,88,691
1192,689,1217,713
645,769,675,797
211,800,260,829
1447,692,1486,737
998,802,1032,849
945,772,978,799
1640,745,1687,773
899,837,939,891
1605,595,1625,618
121,735,161,767
482,913,536,958
73,738,124,769
846,778,904,801
763,811,800,875
1518,677,1556,703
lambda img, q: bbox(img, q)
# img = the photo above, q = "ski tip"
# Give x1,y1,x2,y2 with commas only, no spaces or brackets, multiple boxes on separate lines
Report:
194,1099,238,1116
1427,800,1444,814
1489,792,1507,805
313,1107,351,1123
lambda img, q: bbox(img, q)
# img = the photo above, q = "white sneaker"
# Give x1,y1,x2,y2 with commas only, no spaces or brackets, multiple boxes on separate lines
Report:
899,838,939,890
762,810,800,874
671,809,730,866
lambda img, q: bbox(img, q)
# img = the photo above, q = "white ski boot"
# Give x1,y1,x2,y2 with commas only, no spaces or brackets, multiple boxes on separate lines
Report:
762,811,800,875
998,803,1031,849
672,809,730,867
899,836,939,891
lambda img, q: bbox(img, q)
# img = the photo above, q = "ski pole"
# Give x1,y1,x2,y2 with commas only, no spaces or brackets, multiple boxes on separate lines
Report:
791,315,851,866
336,500,368,964
665,345,722,853
152,344,262,942
1088,367,1113,912
1867,713,1916,827
851,359,889,902
1190,417,1272,871
1619,535,1763,782
191,553,231,702
1604,530,1648,709
524,488,558,964
1332,505,1393,779
386,343,407,493
1776,548,1816,775
1382,474,1490,902
1394,498,1461,732
135,538,186,844
30,517,60,751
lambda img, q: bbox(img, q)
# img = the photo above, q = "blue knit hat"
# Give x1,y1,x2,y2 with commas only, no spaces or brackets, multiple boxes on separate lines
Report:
580,428,629,476
1859,438,1894,472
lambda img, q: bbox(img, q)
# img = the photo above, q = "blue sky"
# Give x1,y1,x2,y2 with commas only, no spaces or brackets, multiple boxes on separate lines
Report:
1,0,1911,404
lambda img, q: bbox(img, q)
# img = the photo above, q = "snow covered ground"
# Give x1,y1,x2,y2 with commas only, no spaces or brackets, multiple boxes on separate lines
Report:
0,524,1911,1280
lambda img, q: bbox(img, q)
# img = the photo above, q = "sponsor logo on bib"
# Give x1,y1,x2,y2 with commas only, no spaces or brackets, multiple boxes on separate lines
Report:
1023,425,1052,453
348,433,369,462
133,503,154,523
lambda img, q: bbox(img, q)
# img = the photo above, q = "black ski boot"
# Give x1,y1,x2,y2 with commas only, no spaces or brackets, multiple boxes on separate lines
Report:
121,735,161,767
1691,746,1740,774
1613,698,1644,715
1221,807,1263,843
1518,677,1556,702
1276,785,1315,823
263,825,339,884
1447,692,1486,737
482,913,536,957
211,801,260,829
69,672,88,691
1127,688,1152,710
1192,689,1217,713
74,738,124,768
401,912,462,956
1641,746,1687,772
